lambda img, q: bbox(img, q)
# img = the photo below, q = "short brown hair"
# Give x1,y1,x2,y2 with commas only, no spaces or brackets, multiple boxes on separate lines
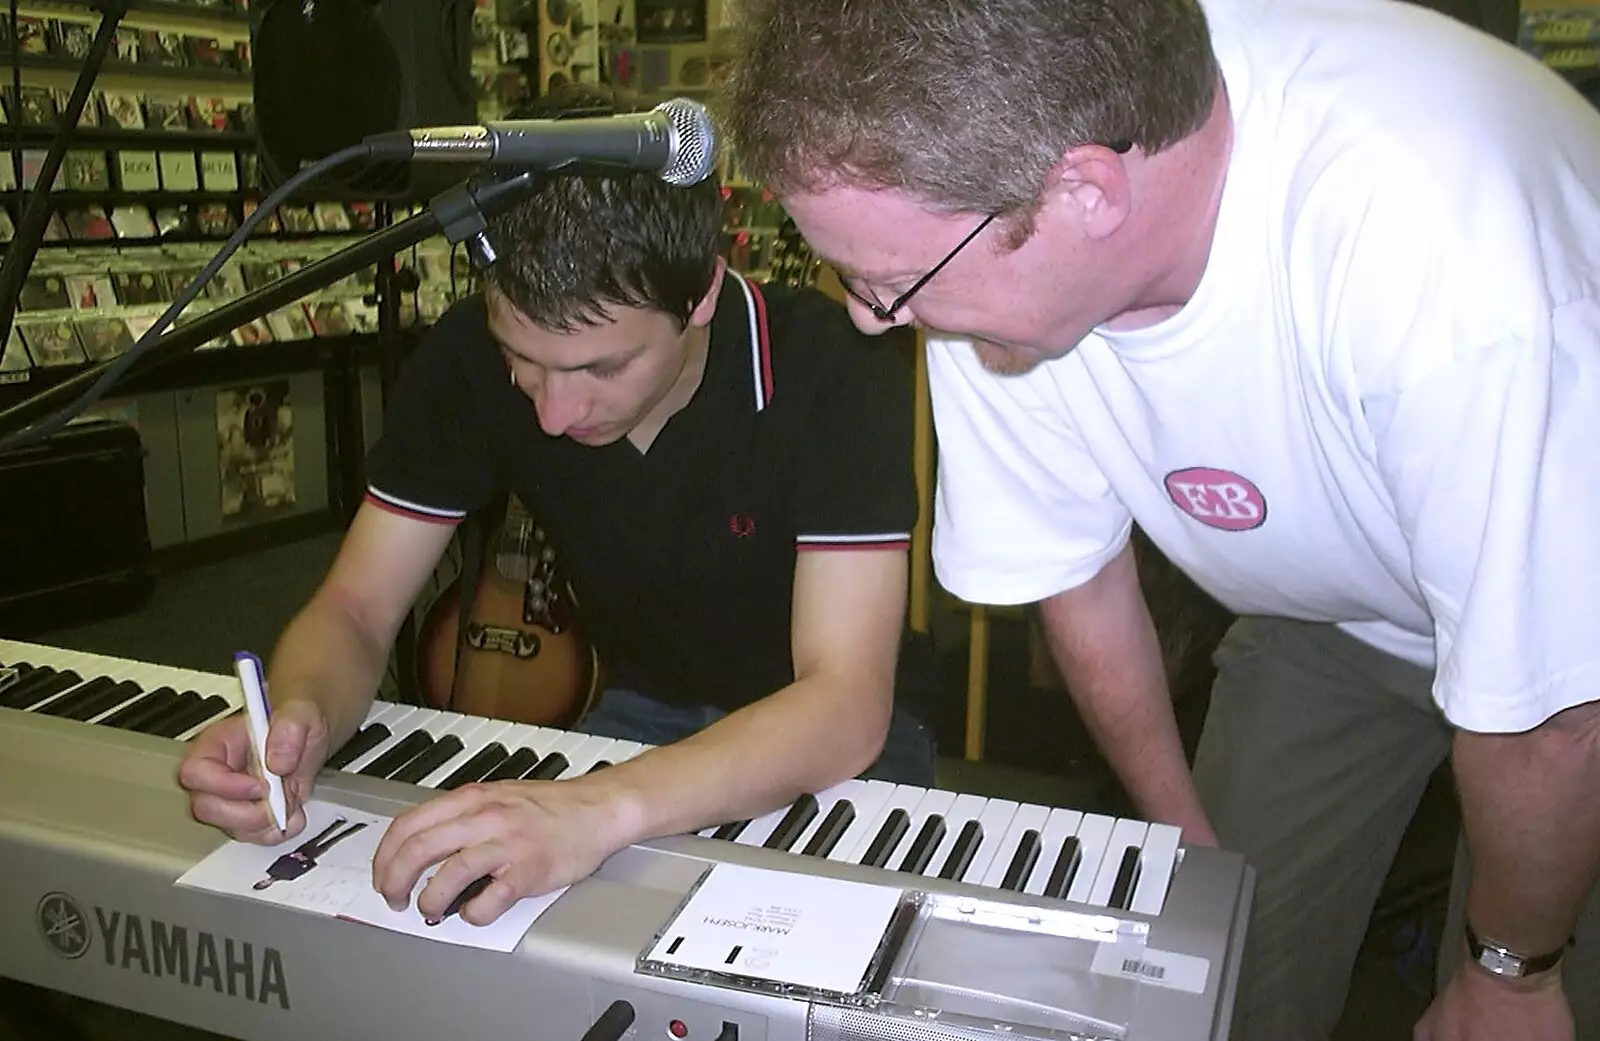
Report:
483,84,724,333
719,0,1218,216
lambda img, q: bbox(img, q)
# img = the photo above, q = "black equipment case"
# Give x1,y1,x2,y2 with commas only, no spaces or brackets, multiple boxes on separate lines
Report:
0,419,156,634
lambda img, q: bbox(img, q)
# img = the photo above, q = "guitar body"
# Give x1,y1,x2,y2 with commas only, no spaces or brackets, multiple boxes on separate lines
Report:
417,497,600,728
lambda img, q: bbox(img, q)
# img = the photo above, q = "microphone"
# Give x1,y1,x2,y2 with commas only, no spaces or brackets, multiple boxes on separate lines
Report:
362,97,717,187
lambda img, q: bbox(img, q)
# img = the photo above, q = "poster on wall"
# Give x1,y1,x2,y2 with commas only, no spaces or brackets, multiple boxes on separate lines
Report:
216,381,297,522
635,0,707,43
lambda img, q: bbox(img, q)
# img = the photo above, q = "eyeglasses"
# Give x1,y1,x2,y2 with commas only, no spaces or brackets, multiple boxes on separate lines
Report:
838,140,1133,324
841,211,1001,323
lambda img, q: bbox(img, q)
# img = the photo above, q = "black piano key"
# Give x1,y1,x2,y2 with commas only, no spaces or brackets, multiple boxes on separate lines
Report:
522,752,568,781
897,815,947,874
101,688,179,730
0,666,57,707
711,820,749,841
937,819,985,880
482,747,540,782
35,676,116,717
1043,835,1082,899
358,731,436,778
60,680,144,722
150,694,230,738
585,760,612,773
436,744,509,790
132,691,201,735
800,800,856,857
1108,845,1143,910
325,724,392,769
3,669,82,710
859,808,911,869
999,829,1042,891
389,735,465,784
762,794,820,852
0,663,31,694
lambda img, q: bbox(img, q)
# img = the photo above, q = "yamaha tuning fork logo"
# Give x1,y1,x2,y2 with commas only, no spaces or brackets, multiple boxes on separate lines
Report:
38,892,91,960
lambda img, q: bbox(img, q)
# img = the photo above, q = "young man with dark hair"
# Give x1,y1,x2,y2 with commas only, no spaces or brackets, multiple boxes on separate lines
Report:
721,3,1600,1041
177,86,933,929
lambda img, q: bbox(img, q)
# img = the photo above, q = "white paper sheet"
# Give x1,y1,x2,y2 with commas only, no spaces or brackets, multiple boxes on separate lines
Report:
175,797,565,952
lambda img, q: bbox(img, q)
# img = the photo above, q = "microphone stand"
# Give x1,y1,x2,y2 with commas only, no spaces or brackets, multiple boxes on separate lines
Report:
0,0,130,351
0,168,540,439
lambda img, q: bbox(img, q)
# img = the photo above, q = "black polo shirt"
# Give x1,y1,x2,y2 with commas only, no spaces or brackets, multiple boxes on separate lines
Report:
365,272,918,714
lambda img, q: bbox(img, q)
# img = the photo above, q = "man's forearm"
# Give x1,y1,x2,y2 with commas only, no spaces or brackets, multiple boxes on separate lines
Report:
1454,703,1600,960
266,595,393,752
1038,542,1213,839
579,678,891,846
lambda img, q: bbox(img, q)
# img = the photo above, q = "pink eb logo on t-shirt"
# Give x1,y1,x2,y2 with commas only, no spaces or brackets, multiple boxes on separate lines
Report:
1164,467,1268,531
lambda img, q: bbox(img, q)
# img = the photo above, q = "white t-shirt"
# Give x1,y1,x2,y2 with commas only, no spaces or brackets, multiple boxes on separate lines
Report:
928,0,1600,733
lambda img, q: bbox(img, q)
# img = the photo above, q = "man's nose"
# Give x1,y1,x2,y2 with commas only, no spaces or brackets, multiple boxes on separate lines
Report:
532,376,589,436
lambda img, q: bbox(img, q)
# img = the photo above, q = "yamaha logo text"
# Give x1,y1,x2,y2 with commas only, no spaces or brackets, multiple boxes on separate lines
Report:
37,892,290,1010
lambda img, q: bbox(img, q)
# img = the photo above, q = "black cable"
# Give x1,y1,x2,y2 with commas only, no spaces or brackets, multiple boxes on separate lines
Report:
9,0,20,220
0,140,374,453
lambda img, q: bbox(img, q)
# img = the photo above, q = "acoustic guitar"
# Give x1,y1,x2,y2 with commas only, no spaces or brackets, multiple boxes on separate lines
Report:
417,495,600,727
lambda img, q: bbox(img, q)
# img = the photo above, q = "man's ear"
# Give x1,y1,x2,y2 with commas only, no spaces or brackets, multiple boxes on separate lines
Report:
1038,143,1133,242
690,257,729,328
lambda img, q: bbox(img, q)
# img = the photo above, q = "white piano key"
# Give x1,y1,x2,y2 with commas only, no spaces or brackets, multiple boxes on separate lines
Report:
400,713,491,778
890,789,956,872
820,779,896,860
24,674,96,713
84,668,174,724
957,797,1022,883
980,802,1052,889
1065,812,1117,905
553,735,619,777
493,722,551,756
841,784,926,864
1087,818,1149,907
918,793,990,878
358,702,414,731
173,703,245,742
339,707,425,773
596,739,645,765
1025,807,1086,896
359,699,400,727
1128,823,1183,916
417,719,520,785
785,779,869,855
47,666,162,716
726,806,783,847
521,726,593,761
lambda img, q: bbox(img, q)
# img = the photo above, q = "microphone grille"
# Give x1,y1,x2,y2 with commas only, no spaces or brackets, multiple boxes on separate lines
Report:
655,97,717,187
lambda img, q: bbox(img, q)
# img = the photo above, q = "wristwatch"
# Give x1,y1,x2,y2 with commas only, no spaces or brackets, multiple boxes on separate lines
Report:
1466,921,1571,978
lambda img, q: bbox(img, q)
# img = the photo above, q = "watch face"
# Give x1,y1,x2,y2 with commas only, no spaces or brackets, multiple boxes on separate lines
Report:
1478,947,1524,977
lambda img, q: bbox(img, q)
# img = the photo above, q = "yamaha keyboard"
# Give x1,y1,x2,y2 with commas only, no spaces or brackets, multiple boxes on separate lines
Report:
0,639,1254,1040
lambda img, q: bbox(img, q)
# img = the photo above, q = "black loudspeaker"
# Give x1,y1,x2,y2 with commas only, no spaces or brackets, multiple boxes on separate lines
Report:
252,0,478,199
0,420,156,635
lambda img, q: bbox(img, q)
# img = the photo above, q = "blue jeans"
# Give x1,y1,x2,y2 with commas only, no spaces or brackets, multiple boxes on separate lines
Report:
573,687,937,786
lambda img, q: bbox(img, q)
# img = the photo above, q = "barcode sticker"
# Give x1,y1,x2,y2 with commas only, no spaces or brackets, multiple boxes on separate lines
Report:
1090,941,1209,995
